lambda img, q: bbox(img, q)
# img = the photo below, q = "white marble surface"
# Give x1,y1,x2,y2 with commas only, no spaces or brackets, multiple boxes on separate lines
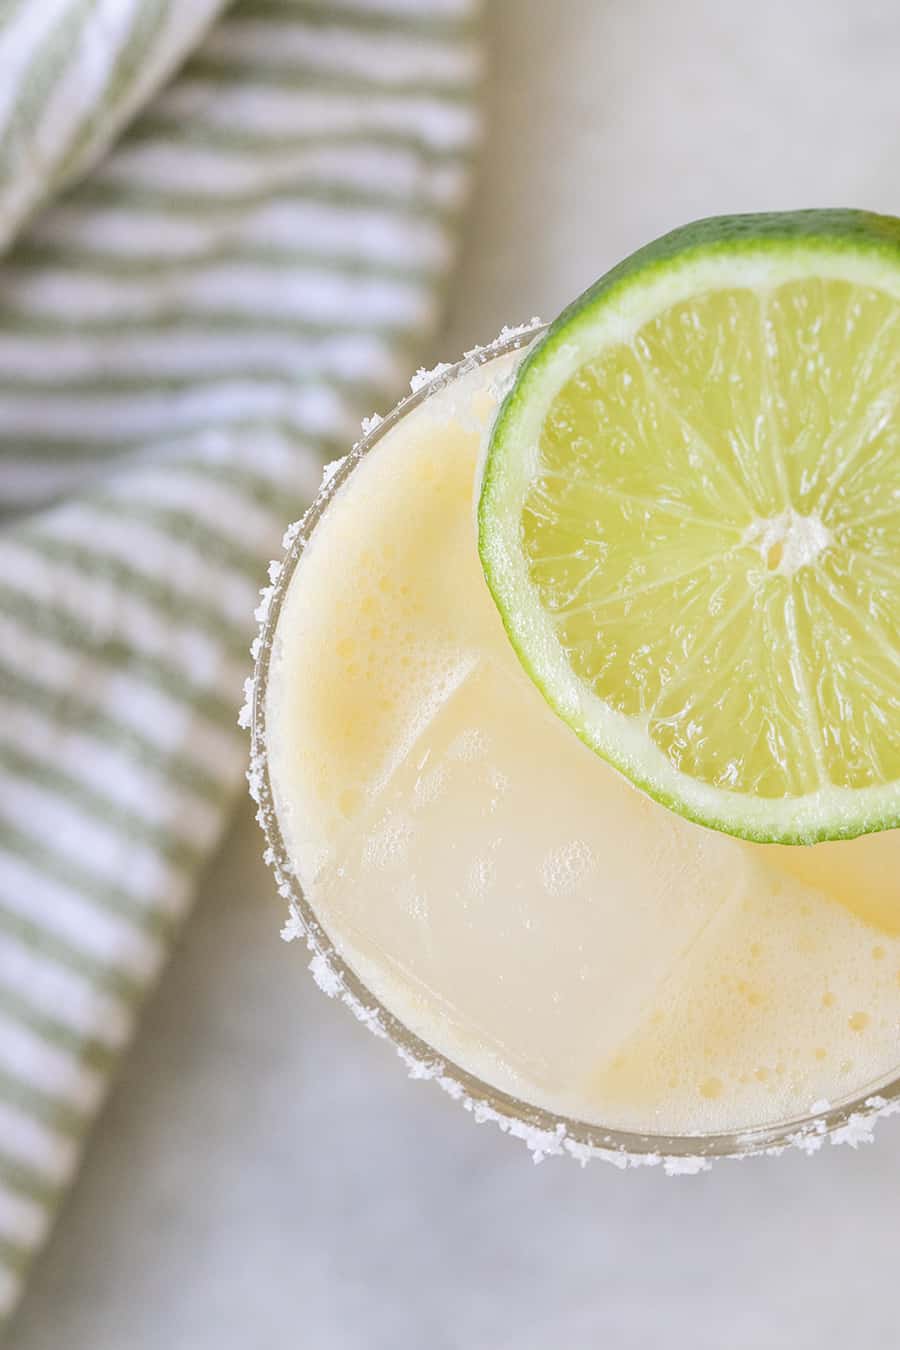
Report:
12,1,900,1345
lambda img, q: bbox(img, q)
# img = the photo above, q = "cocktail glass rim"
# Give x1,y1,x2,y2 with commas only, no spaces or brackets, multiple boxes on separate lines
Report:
249,321,900,1168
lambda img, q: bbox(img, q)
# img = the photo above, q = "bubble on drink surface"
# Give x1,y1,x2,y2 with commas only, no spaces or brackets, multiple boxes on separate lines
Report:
591,867,900,1138
405,889,429,923
466,853,496,901
540,840,597,896
363,814,414,870
448,727,488,762
414,761,447,804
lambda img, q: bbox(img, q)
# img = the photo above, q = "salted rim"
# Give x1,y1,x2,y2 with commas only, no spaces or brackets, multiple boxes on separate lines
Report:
243,321,900,1172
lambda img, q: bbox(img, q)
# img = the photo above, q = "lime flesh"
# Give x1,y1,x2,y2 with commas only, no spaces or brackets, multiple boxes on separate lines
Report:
478,211,900,844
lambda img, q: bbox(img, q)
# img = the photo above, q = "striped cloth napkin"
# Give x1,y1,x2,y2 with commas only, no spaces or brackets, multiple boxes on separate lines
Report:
0,0,481,1322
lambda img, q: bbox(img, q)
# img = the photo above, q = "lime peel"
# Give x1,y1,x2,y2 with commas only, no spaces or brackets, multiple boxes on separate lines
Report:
478,211,900,845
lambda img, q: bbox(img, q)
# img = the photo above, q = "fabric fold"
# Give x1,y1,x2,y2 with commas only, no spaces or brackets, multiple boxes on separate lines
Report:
0,0,481,1321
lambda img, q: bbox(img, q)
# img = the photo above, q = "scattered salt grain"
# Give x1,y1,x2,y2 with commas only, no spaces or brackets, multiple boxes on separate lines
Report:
663,1156,713,1177
830,1113,877,1149
245,756,265,804
410,360,453,393
438,1075,465,1101
396,1045,442,1081
788,1125,827,1156
281,907,305,944
254,584,275,625
237,675,255,729
308,950,342,998
493,317,543,345
281,518,303,552
321,456,346,487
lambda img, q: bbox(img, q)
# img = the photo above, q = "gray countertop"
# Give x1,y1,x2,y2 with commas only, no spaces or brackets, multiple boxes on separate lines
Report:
13,1,900,1345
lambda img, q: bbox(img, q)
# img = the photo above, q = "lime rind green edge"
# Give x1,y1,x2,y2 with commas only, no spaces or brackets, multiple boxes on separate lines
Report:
478,210,900,847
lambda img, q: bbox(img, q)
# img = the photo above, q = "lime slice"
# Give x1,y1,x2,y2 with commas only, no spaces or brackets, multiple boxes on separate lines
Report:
478,211,900,844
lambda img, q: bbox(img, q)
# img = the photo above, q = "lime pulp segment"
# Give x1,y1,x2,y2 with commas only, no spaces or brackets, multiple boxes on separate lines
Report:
478,212,900,844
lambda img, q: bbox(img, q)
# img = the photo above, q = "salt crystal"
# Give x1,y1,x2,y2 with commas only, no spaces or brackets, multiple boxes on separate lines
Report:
598,1149,630,1172
629,1151,663,1170
254,584,275,624
281,907,305,944
410,360,453,393
281,518,303,551
308,949,342,997
353,1001,388,1039
830,1113,876,1149
863,1095,900,1116
495,317,543,344
245,758,264,804
396,1045,441,1081
321,457,346,487
663,1155,712,1177
563,1139,595,1167
789,1129,826,1157
237,675,255,729
360,413,383,437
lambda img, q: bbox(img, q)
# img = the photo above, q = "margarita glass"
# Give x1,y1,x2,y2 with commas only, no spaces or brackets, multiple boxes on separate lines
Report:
249,324,900,1170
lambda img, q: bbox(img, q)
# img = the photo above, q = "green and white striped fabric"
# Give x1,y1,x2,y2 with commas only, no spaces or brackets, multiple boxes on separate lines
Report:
0,0,481,1321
